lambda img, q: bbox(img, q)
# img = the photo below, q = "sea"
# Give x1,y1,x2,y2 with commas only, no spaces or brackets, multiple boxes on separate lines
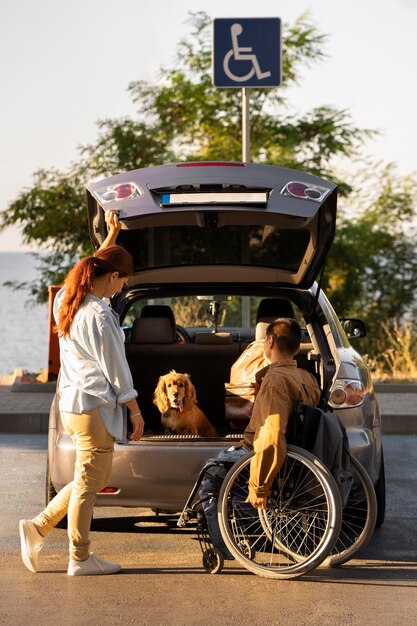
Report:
0,252,49,376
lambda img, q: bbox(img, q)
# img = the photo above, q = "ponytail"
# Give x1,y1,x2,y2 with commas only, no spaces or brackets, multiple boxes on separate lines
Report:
57,245,133,337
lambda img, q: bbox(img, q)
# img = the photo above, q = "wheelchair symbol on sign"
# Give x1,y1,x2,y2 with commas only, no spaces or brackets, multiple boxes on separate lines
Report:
223,23,272,83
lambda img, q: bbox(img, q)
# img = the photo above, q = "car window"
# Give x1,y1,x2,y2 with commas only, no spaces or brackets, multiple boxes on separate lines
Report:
319,293,350,348
124,296,258,328
123,295,304,330
120,225,310,272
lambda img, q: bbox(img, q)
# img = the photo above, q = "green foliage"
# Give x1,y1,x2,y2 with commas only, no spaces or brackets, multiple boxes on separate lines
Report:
367,320,417,381
325,163,417,354
80,119,176,178
1,168,87,249
1,9,416,359
1,168,91,303
128,11,369,173
166,295,261,329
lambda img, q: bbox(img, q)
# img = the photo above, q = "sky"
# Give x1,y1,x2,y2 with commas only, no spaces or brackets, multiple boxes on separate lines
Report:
0,0,416,251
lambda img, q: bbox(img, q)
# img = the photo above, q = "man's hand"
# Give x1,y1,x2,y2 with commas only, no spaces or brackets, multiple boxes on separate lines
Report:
245,494,268,509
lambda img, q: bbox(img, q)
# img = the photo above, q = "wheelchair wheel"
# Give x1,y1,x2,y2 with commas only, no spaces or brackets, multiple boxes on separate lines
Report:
322,456,377,567
202,548,224,574
217,446,342,579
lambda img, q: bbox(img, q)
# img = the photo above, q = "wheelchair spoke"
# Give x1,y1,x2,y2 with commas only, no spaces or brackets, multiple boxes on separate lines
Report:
218,447,342,578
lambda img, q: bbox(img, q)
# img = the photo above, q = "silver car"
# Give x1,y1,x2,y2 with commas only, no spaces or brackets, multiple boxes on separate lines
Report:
47,162,385,526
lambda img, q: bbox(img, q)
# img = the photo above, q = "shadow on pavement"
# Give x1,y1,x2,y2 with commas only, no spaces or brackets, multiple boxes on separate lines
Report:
91,514,195,535
303,559,417,586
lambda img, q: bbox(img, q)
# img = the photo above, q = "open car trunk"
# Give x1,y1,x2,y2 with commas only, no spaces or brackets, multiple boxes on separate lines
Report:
86,162,337,289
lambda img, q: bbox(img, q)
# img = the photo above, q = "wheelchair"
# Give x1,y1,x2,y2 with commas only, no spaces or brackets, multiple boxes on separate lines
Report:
178,443,377,579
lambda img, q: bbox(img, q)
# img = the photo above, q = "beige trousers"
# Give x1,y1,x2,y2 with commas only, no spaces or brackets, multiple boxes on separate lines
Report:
33,408,114,561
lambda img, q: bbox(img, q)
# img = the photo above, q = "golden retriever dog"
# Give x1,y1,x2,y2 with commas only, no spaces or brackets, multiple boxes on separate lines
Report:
153,370,218,437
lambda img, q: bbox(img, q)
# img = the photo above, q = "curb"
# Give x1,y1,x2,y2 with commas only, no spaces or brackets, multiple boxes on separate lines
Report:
1,377,417,435
0,412,416,436
0,413,50,434
11,382,56,393
0,367,56,392
9,382,417,394
374,383,417,393
381,415,417,435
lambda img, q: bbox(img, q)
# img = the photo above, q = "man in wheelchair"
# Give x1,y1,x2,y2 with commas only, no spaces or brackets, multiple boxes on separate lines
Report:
200,317,321,558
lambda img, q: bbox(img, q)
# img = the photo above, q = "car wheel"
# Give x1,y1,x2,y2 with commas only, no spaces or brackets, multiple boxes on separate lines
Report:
45,458,67,529
374,448,386,528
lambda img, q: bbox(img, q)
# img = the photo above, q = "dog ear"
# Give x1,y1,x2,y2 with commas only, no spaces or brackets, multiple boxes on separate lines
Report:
153,376,170,413
183,374,197,411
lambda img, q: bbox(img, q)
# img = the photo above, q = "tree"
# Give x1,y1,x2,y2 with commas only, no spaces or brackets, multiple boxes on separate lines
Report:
0,125,176,303
1,11,371,303
3,11,416,363
324,162,417,355
125,11,368,183
1,168,88,302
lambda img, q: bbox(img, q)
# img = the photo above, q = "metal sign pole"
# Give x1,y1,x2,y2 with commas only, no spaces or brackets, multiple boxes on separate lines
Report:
212,17,282,330
242,87,250,162
241,87,251,328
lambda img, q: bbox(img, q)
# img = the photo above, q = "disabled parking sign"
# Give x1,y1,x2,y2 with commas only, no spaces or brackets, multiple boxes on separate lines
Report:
213,18,281,88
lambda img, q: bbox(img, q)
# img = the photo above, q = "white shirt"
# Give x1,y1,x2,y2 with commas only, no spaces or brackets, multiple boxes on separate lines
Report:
54,288,137,440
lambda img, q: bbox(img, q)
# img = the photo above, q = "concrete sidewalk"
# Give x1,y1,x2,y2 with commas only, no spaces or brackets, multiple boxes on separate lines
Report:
0,380,416,434
377,393,417,434
0,382,55,433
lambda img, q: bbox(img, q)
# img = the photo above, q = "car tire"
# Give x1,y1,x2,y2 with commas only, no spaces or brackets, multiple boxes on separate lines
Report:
45,458,67,529
374,448,386,528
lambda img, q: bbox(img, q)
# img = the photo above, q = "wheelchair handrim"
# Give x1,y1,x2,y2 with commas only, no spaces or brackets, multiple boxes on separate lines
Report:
218,446,342,579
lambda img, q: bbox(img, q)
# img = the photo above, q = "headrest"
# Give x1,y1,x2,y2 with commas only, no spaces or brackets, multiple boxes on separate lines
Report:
255,322,270,341
140,304,176,326
195,332,233,345
130,317,176,344
256,298,295,323
255,298,295,341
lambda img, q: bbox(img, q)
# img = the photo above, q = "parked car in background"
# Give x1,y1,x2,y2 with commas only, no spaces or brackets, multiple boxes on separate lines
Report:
47,162,385,526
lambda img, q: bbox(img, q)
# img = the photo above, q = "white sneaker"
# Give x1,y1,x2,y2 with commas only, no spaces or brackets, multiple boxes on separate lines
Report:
19,519,44,573
67,552,121,576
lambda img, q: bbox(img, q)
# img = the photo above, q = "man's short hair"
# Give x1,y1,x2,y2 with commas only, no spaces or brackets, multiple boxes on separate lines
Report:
265,318,302,355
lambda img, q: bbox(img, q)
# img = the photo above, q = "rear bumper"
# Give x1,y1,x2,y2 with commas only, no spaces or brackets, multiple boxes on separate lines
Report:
49,422,381,509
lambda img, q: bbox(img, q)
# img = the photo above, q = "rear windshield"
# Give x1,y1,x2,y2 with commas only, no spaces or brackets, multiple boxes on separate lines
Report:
122,295,304,329
119,225,310,272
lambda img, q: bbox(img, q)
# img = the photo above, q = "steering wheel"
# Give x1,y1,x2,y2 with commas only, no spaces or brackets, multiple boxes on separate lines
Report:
176,325,191,343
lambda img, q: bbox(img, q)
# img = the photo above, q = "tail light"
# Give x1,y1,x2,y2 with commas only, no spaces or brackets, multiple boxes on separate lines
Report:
94,182,142,203
329,379,366,408
281,180,330,203
98,487,119,494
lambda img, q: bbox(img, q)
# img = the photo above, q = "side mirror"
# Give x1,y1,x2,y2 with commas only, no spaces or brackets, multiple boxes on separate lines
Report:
340,318,367,339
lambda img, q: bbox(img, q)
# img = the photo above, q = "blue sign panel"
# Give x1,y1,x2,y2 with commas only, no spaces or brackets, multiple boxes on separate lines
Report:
213,18,281,88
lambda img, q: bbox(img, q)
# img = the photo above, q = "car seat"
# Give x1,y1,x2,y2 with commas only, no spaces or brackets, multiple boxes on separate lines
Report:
255,298,295,340
225,298,295,429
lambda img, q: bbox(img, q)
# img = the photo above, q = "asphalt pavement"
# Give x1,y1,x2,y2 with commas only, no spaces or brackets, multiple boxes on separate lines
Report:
1,433,416,626
0,379,416,434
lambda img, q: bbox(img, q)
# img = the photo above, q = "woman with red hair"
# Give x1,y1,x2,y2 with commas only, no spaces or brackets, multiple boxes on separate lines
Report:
19,212,144,576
